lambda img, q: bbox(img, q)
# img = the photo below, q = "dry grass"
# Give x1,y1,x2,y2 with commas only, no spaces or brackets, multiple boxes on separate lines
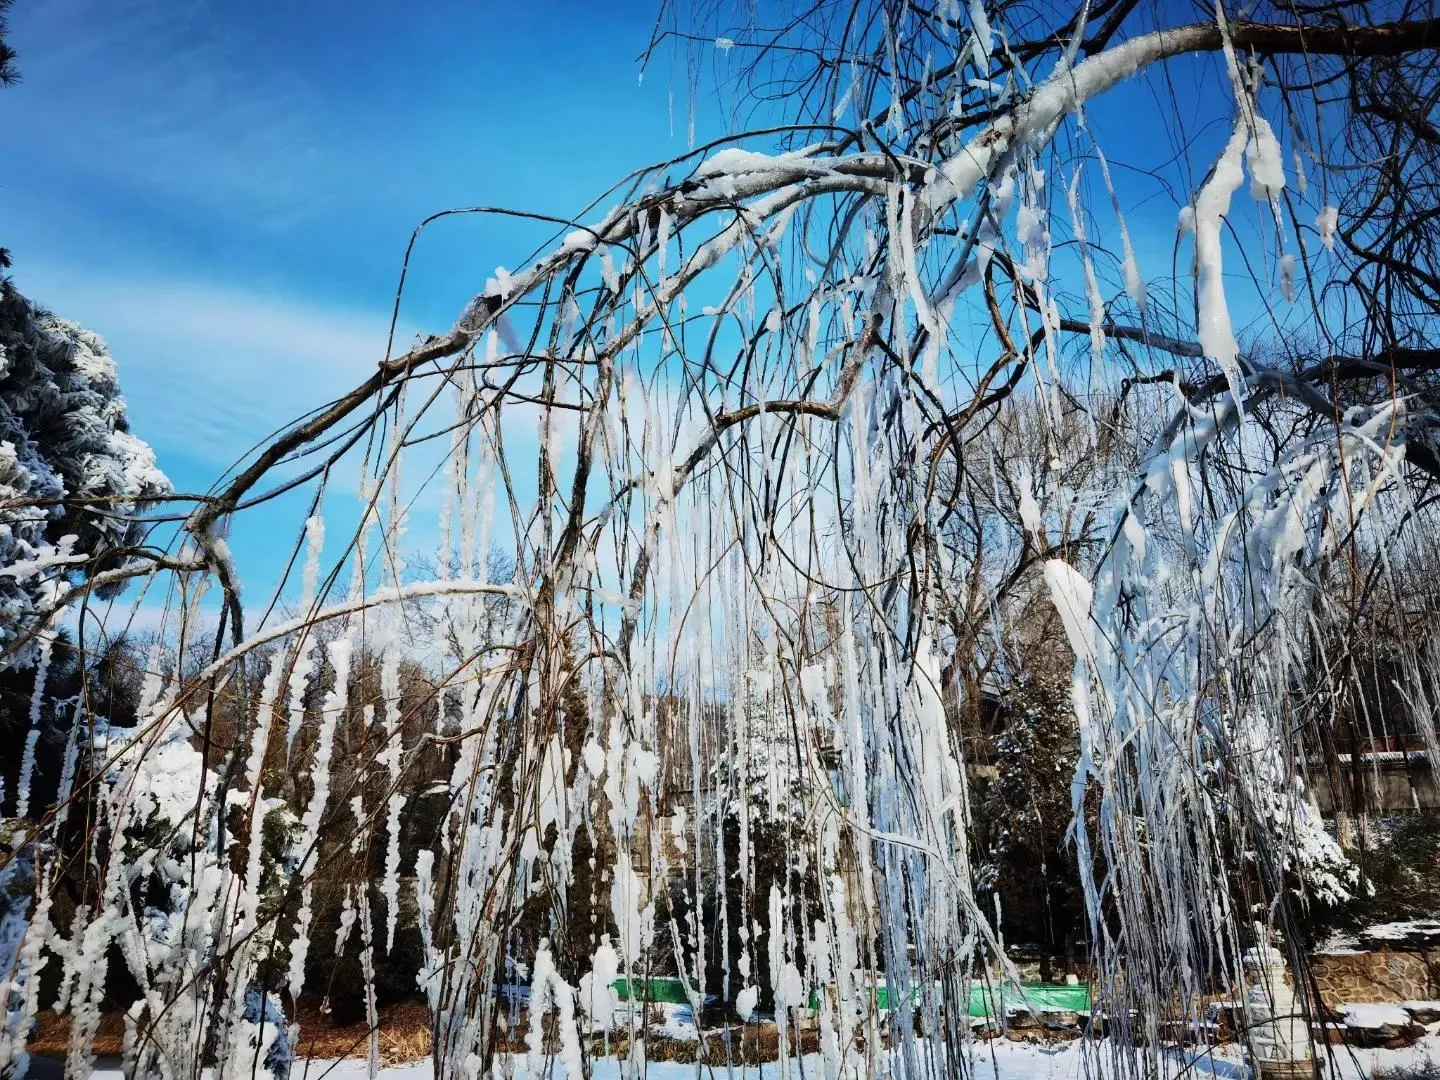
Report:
26,999,435,1067
292,1000,433,1065
28,1010,126,1058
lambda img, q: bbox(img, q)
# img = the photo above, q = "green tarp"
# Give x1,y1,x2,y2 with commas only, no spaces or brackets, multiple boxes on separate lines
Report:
813,982,1091,1017
612,977,693,1005
612,977,1092,1016
968,983,1090,1017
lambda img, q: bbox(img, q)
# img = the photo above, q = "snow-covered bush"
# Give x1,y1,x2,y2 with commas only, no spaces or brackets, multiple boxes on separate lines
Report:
1227,711,1359,908
1335,814,1440,931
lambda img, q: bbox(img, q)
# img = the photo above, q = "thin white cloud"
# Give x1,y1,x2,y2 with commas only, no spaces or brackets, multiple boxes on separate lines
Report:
18,261,421,469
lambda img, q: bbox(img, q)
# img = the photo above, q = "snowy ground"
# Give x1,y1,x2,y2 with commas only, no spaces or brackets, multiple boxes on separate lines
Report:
70,1033,1440,1079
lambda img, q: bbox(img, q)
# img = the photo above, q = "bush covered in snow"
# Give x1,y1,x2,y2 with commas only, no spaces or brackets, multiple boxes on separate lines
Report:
1332,814,1440,933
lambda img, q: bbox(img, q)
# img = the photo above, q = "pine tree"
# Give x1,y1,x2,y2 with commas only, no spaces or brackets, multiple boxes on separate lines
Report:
0,0,16,272
0,0,16,87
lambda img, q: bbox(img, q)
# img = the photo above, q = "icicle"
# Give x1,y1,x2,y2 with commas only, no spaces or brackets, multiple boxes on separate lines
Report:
287,635,353,1004
359,889,381,1080
300,513,325,611
336,886,357,955
284,640,318,761
969,0,993,59
526,942,584,1080
1279,254,1297,302
1317,205,1338,250
609,849,652,971
216,653,286,1079
1082,117,1146,310
379,633,406,952
768,882,791,1079
578,935,620,1029
735,986,759,1022
414,850,441,1010
1066,166,1106,372
15,629,55,819
1246,115,1286,203
0,857,48,1080
1191,115,1250,405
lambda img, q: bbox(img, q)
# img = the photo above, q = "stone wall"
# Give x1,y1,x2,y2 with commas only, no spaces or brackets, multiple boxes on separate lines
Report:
1309,949,1440,1009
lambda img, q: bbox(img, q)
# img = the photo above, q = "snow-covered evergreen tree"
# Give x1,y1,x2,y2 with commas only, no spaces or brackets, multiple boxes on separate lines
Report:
0,278,169,827
0,279,170,668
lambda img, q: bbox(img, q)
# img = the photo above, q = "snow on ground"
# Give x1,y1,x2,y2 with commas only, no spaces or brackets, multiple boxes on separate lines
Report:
1342,1003,1417,1030
1360,920,1440,941
73,1033,1440,1079
1360,920,1440,948
1320,919,1440,954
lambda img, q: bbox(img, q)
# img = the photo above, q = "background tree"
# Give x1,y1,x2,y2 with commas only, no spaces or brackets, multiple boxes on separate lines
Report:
979,665,1088,982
